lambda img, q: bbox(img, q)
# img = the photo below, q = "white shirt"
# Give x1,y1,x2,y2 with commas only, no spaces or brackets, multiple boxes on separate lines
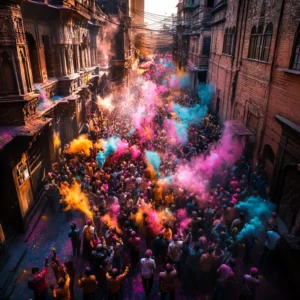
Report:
265,231,280,250
168,241,184,262
140,258,156,279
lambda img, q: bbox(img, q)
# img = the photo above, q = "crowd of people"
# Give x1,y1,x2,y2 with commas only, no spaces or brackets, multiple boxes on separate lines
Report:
28,54,280,300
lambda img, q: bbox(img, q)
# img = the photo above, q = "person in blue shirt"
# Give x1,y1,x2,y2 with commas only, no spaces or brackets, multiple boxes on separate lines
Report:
68,223,81,257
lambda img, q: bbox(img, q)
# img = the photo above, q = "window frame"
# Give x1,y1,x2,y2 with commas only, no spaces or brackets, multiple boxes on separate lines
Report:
290,23,300,71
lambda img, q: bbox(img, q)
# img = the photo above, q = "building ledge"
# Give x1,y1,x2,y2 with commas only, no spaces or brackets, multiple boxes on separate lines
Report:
275,115,300,137
211,17,226,26
246,58,269,64
278,68,300,75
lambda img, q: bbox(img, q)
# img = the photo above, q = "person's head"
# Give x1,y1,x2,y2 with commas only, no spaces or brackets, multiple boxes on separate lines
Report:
250,267,258,276
131,231,136,238
64,260,74,270
164,223,169,229
85,267,92,277
32,267,39,275
58,277,66,288
145,249,152,258
158,232,164,239
86,219,92,226
194,241,200,252
165,263,173,273
70,223,76,230
220,231,226,240
112,268,119,277
229,258,236,268
271,212,277,218
208,246,214,254
198,228,204,236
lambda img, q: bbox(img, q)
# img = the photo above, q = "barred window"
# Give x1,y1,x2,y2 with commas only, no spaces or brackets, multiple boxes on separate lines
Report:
248,23,273,62
290,23,300,70
223,27,235,56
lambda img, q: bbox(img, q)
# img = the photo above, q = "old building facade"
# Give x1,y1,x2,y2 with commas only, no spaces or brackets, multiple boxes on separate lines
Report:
207,0,300,231
0,0,132,242
176,0,214,90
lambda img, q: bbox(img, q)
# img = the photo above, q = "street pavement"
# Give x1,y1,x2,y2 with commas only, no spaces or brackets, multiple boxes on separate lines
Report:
9,203,291,300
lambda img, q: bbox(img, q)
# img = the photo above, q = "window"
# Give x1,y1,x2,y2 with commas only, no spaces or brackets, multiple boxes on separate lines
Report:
202,36,211,56
223,27,235,56
290,23,300,70
248,1,272,62
207,0,215,7
248,23,273,62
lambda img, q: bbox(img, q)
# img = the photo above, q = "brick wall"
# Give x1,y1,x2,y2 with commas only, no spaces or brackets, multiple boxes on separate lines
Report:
208,0,300,173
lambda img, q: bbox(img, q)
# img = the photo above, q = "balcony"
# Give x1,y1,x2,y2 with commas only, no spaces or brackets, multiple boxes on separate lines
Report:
184,0,200,9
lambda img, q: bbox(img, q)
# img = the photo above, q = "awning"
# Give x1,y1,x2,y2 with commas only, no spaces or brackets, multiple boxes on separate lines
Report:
226,120,254,136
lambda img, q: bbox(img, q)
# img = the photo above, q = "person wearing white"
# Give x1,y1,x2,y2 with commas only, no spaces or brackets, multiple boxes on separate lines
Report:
140,249,156,296
167,234,184,268
260,228,280,266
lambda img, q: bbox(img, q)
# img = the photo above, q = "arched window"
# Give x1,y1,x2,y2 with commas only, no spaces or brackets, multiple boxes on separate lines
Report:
248,23,272,62
26,32,41,83
290,23,300,70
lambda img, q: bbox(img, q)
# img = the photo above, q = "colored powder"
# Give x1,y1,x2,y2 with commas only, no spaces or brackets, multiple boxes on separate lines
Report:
60,182,92,219
198,82,215,106
145,151,161,177
179,74,190,89
174,121,188,144
66,135,92,156
129,145,141,160
236,195,275,241
96,136,120,167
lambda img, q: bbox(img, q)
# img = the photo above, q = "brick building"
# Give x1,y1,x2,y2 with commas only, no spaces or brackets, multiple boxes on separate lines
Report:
208,0,300,231
0,0,133,244
176,0,214,90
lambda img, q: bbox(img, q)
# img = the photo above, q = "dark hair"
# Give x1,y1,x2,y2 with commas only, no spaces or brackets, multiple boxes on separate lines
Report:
85,267,92,277
65,260,74,270
58,277,65,287
32,267,39,274
208,247,214,254
70,223,76,230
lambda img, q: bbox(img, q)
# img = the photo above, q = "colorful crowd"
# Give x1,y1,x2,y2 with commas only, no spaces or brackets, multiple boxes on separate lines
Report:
27,54,281,300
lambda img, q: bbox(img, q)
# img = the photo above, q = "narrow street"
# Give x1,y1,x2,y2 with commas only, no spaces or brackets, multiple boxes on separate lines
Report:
0,1,300,300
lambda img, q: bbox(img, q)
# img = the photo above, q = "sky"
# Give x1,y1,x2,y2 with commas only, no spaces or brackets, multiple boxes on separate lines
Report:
145,0,178,17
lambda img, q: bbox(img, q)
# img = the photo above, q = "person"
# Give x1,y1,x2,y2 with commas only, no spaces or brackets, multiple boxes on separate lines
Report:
159,263,177,300
239,267,260,300
212,259,235,300
140,249,156,296
161,224,172,243
28,257,49,300
68,223,81,257
106,266,129,300
52,274,70,300
260,228,280,266
64,260,75,300
267,212,278,231
78,267,97,300
152,232,167,265
82,219,95,257
167,234,183,270
127,231,141,268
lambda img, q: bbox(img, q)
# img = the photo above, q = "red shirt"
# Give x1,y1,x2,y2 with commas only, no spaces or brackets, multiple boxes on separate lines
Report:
128,237,141,252
29,267,48,295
